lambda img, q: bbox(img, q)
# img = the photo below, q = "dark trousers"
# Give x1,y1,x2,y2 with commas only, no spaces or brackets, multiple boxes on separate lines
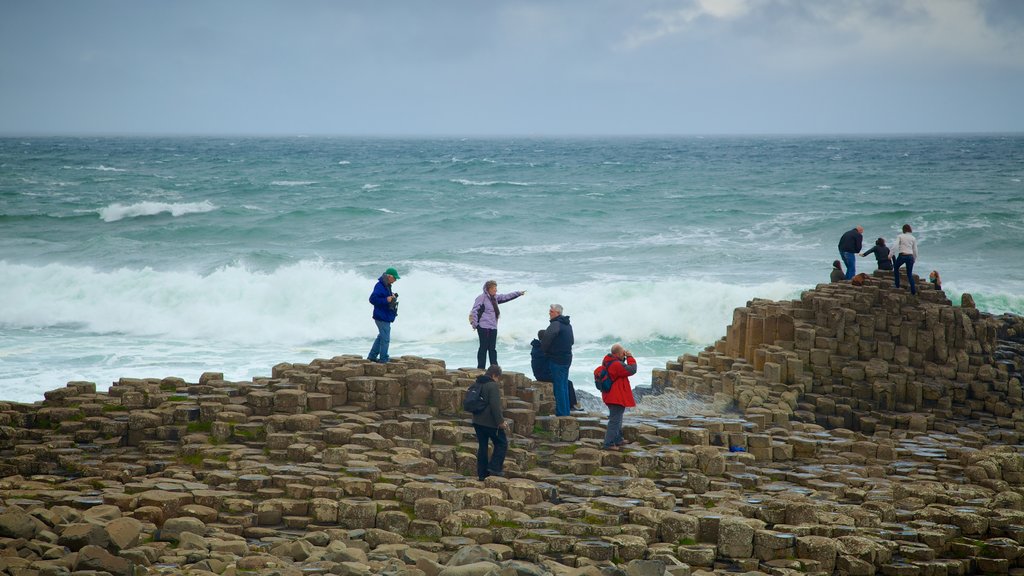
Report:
473,424,507,480
893,254,916,294
476,328,497,369
603,404,626,448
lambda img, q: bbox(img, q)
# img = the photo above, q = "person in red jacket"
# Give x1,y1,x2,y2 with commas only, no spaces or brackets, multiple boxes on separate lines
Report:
601,343,637,451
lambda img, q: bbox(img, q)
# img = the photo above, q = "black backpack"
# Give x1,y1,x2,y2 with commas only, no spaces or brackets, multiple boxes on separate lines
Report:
594,358,615,393
463,379,488,414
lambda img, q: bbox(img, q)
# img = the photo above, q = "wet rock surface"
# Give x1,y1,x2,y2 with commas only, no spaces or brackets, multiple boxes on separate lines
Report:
1,277,1022,575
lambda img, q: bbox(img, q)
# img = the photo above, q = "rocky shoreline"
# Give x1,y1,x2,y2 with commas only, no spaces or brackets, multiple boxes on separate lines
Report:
1,271,1023,576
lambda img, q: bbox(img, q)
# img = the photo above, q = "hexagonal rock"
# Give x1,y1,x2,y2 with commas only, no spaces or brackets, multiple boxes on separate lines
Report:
796,535,838,573
511,538,548,561
135,489,193,520
607,534,648,561
625,559,669,576
504,479,544,505
0,507,42,539
59,522,110,551
415,497,454,522
437,561,501,576
310,497,339,524
159,516,207,541
717,516,757,558
676,544,716,567
447,544,498,566
337,497,377,529
105,516,143,551
236,474,272,492
274,389,306,411
285,413,320,431
82,504,122,525
75,544,133,576
392,453,439,475
574,539,616,561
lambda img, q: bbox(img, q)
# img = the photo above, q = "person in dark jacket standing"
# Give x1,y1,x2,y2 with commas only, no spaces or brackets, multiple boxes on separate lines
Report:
367,267,400,364
861,238,893,271
837,226,864,280
601,343,637,451
468,280,525,369
541,304,574,417
531,329,580,411
471,364,507,481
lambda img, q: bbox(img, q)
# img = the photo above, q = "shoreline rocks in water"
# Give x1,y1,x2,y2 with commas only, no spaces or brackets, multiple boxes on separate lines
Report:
1,273,1023,576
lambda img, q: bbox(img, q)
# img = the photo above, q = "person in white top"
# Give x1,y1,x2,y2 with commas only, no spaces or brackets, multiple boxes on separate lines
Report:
892,223,919,295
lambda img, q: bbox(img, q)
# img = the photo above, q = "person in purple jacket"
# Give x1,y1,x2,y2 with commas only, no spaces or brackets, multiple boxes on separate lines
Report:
468,280,526,370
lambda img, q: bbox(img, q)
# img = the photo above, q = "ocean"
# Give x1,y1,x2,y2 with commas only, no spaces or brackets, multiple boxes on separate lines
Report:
1,135,1022,404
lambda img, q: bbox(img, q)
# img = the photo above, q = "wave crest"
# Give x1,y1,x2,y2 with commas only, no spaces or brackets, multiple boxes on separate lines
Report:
98,201,217,222
451,179,532,187
0,260,806,347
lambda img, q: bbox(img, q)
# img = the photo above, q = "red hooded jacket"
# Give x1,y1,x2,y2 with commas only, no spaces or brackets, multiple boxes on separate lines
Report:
601,353,636,407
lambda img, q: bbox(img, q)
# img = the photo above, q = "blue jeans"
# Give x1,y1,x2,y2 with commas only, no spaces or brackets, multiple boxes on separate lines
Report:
603,404,625,448
549,361,570,416
840,251,857,280
368,319,392,362
473,424,507,480
893,254,916,294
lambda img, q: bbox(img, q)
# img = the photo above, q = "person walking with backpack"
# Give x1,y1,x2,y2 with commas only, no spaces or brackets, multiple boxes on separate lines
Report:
601,343,636,451
541,304,574,416
368,267,400,364
469,364,507,481
468,280,526,369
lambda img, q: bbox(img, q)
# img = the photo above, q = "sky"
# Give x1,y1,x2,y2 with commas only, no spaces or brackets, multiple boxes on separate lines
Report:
1,0,1023,136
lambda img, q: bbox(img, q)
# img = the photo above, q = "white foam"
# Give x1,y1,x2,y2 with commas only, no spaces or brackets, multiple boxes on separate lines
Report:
97,201,217,222
270,180,317,186
451,179,532,187
362,184,380,190
338,161,351,165
0,260,805,349
93,165,126,172
376,208,395,214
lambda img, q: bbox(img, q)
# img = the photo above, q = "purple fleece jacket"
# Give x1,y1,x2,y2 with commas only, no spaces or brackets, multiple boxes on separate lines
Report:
469,285,523,330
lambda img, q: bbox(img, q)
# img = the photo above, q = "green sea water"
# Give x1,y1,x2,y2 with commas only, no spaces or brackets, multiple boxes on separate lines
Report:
1,135,1022,402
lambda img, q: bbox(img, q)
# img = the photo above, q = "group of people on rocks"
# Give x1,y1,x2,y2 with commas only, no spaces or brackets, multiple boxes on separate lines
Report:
366,270,637,480
833,224,940,295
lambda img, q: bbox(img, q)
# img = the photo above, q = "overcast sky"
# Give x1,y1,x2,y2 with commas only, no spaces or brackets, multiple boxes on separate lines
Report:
2,0,1023,136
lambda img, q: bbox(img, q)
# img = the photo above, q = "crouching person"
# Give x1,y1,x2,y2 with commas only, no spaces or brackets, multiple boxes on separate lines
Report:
472,364,508,481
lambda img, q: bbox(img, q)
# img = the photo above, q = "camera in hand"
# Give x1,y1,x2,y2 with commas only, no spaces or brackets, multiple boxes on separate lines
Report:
388,293,399,311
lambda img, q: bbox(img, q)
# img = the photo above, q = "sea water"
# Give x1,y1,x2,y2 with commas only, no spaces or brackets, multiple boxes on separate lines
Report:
1,135,1022,403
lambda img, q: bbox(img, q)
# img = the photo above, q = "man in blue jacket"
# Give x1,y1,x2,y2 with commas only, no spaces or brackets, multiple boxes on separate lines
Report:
368,267,400,363
541,304,574,416
837,226,864,280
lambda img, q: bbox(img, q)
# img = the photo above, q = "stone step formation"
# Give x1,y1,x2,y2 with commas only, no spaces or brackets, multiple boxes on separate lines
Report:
0,273,1023,576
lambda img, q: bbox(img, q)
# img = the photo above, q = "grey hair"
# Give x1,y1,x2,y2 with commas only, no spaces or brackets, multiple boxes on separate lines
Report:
550,304,563,314
485,364,503,378
484,280,497,290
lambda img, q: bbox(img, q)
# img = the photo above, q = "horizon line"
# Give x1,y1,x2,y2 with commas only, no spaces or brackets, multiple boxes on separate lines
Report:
2,130,1023,139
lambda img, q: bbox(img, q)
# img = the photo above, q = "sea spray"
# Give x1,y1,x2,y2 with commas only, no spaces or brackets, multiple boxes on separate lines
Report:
98,200,217,222
0,260,806,346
